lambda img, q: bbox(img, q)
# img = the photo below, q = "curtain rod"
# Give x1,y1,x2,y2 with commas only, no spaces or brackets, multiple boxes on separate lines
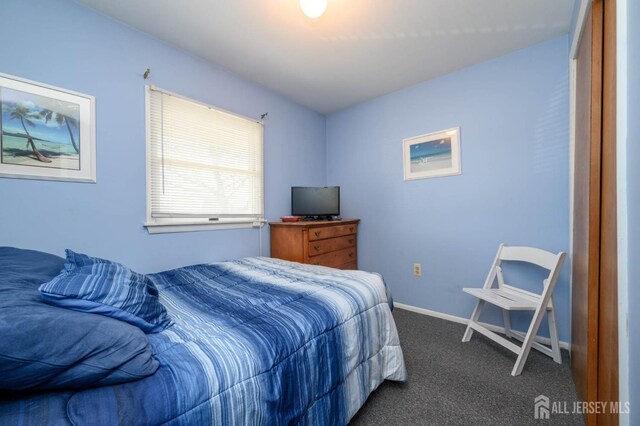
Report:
147,84,266,125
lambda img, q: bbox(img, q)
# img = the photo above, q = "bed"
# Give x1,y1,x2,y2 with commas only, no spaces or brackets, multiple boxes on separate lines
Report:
0,248,406,425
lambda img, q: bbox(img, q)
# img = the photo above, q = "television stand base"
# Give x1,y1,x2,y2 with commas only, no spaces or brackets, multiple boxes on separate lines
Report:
301,216,337,221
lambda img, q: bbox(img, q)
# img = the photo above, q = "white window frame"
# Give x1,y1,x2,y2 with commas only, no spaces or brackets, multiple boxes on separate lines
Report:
144,86,265,234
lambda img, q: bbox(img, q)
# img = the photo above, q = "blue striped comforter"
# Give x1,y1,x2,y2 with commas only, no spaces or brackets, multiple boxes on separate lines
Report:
3,257,407,425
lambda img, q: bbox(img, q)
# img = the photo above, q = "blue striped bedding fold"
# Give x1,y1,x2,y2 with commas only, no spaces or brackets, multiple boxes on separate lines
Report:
39,250,172,333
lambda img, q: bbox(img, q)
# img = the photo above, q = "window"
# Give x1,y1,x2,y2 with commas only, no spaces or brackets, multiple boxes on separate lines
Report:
145,86,264,233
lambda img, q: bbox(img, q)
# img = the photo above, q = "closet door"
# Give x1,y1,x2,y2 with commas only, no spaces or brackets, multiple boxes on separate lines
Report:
572,3,602,421
571,0,617,425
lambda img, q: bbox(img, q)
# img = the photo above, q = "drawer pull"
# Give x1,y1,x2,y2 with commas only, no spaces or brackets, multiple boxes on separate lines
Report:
349,227,354,232
314,261,320,265
348,239,354,244
313,245,321,251
348,252,354,257
314,231,322,237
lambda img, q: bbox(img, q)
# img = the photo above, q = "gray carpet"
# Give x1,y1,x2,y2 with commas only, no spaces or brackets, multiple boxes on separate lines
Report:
350,308,584,425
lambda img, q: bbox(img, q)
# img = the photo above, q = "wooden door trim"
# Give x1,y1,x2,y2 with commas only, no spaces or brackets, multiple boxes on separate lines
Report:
585,0,605,411
588,0,604,410
597,0,619,423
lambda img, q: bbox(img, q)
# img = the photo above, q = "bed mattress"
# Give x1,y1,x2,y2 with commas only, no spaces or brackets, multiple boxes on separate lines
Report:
1,256,406,425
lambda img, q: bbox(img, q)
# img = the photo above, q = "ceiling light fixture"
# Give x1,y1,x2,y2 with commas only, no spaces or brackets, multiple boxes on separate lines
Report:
300,0,327,19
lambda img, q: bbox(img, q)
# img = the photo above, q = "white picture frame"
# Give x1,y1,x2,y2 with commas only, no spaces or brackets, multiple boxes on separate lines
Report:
403,127,461,180
0,72,96,183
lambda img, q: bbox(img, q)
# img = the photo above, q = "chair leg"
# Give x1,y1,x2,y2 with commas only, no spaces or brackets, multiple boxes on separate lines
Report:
462,300,485,342
511,306,548,376
502,309,512,338
547,308,562,364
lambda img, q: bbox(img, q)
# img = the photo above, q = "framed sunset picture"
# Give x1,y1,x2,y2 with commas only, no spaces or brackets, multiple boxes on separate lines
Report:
0,73,95,182
403,127,461,180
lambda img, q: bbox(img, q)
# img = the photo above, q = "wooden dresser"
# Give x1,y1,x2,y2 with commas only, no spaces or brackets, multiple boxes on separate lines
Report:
269,219,359,270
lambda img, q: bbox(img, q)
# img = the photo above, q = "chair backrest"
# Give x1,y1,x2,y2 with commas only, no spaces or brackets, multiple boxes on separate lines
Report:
483,244,566,297
499,246,561,271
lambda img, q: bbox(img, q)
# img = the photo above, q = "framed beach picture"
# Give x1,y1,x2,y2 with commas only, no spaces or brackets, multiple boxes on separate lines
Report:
0,73,95,182
402,127,461,180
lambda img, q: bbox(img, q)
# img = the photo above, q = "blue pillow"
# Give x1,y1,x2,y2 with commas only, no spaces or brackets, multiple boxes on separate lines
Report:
0,247,159,391
39,250,172,333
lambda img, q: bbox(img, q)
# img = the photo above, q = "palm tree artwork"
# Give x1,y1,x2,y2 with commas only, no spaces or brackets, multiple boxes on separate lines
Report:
0,80,87,177
39,101,79,154
8,103,52,163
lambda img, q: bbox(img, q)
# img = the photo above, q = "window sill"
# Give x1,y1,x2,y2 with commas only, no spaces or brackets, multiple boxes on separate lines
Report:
144,220,265,234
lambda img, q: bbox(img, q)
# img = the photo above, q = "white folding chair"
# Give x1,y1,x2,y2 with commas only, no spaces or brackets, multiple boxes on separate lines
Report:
461,244,566,376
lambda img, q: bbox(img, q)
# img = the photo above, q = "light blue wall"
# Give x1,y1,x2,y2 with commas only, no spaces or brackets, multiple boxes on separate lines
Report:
568,0,584,51
626,0,639,420
0,0,326,273
326,37,571,341
0,1,576,344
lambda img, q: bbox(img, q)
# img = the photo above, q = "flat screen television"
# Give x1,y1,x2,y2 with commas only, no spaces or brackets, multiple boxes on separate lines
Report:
291,186,340,220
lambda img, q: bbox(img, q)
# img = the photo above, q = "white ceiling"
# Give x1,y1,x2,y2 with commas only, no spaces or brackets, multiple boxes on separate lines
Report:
74,0,576,114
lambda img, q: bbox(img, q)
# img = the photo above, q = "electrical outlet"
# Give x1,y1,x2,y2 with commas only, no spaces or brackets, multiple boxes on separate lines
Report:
413,263,422,277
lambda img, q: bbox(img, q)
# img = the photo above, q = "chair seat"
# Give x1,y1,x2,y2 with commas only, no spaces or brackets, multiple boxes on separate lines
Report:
463,288,539,310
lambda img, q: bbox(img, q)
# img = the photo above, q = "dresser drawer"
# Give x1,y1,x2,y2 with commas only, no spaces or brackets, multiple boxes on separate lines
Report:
308,223,357,241
336,260,358,270
308,235,356,257
308,247,357,268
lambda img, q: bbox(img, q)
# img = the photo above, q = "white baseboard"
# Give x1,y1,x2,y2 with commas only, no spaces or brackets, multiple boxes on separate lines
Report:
394,302,570,350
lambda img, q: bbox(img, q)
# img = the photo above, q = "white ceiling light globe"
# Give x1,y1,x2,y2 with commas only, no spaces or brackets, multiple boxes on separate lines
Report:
300,0,327,19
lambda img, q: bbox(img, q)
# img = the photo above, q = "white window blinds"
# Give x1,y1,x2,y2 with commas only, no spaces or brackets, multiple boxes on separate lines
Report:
147,87,264,220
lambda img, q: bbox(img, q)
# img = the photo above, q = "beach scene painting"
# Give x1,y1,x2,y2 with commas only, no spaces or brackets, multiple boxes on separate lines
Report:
0,73,95,182
403,127,461,180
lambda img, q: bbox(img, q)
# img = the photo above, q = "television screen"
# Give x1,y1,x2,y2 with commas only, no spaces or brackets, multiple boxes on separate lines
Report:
291,186,340,218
